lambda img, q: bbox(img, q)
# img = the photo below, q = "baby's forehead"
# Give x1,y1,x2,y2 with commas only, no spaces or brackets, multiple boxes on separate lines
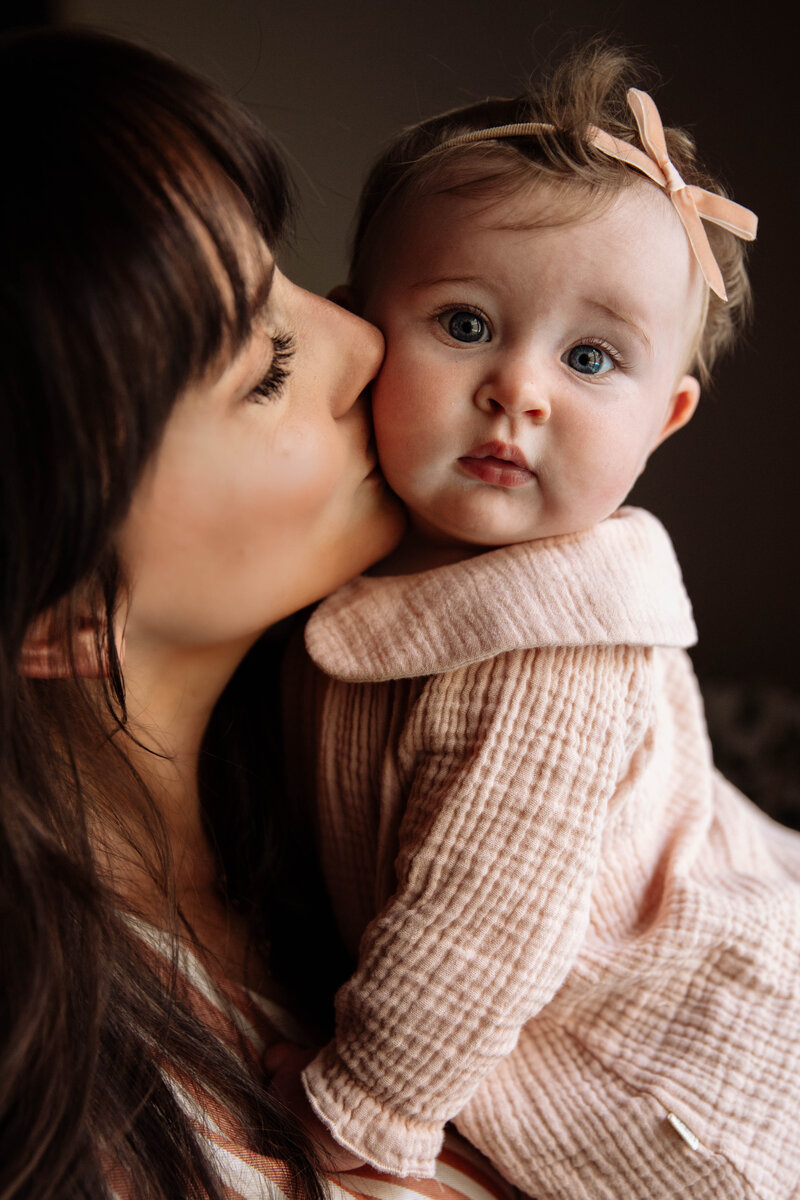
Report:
385,175,694,289
413,171,674,237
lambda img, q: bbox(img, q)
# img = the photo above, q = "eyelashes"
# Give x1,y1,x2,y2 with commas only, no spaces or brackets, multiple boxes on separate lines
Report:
564,337,628,375
249,331,296,403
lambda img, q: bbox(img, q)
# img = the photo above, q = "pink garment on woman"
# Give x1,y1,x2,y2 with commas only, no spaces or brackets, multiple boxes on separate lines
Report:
285,507,800,1200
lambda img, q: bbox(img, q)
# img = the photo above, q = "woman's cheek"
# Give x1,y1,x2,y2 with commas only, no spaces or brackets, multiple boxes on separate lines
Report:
267,423,345,518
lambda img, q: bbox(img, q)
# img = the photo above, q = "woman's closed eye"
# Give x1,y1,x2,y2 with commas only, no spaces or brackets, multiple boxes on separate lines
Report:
563,340,620,377
249,331,296,402
436,308,491,345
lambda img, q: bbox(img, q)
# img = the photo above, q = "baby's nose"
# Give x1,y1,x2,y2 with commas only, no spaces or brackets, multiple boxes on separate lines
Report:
474,378,551,421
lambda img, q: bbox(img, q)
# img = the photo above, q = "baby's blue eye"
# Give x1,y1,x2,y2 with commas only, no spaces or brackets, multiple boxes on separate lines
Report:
444,311,490,343
566,343,614,376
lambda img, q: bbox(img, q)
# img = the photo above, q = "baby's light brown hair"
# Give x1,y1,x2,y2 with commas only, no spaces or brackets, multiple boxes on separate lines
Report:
349,42,752,386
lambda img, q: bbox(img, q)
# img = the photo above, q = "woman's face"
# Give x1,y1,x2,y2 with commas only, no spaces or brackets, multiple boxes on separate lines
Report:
117,253,404,658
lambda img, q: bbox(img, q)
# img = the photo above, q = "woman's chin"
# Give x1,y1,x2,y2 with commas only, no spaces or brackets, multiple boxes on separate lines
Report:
285,497,406,614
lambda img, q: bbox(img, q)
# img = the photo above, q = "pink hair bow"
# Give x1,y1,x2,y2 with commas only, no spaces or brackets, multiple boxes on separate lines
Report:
590,89,757,300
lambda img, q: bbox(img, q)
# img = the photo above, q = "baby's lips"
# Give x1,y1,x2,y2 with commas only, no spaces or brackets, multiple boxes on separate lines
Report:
464,439,531,471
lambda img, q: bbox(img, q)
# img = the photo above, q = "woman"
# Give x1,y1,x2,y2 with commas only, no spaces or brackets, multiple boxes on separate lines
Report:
0,27,512,1200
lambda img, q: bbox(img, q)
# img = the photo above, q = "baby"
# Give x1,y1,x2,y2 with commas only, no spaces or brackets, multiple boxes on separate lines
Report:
278,45,800,1200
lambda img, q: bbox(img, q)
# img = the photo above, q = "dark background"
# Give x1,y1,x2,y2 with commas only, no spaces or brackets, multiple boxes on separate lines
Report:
5,0,799,812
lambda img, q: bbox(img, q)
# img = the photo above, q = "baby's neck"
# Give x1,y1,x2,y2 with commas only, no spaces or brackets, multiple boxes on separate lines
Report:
369,526,490,577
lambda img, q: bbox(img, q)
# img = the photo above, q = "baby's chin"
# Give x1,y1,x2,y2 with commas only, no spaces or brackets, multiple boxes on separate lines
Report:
407,505,545,552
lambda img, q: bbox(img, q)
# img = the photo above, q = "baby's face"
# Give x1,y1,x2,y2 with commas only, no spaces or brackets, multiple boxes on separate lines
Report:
363,179,703,549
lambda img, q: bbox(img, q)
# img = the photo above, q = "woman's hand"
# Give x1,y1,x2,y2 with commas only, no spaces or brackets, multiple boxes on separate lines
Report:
264,1041,366,1174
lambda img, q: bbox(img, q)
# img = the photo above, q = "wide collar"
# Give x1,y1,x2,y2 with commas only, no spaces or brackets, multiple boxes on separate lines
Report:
305,508,697,683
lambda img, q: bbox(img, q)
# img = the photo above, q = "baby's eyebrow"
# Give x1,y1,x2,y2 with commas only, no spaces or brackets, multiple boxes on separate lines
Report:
588,299,652,355
410,274,486,291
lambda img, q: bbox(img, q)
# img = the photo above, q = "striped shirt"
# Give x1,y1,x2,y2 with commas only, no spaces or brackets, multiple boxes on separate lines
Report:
109,920,517,1200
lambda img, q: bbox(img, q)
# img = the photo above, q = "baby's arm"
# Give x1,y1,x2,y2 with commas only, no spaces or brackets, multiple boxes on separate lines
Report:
302,643,648,1178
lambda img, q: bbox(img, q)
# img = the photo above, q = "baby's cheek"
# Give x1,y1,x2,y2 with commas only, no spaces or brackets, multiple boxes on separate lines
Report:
580,456,644,524
373,427,433,517
375,434,422,499
372,385,418,469
372,354,454,497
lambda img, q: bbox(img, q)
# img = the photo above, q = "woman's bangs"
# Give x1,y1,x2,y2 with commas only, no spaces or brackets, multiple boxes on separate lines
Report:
104,111,285,395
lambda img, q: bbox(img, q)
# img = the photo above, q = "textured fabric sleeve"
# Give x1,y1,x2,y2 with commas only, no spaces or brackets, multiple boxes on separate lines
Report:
302,644,649,1176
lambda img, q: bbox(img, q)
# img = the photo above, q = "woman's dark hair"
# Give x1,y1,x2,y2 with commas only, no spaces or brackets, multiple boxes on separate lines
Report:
0,27,328,1200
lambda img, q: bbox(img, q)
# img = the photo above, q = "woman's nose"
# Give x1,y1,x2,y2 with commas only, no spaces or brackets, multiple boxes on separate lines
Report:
313,290,385,417
474,375,551,422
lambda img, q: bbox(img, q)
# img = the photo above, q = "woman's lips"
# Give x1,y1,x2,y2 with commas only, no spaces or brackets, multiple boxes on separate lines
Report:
457,441,535,488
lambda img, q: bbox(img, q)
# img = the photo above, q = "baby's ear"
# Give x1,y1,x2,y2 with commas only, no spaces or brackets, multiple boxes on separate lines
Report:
654,375,701,449
327,283,362,315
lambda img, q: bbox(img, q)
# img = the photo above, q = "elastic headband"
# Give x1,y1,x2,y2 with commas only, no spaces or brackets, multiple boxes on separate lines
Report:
432,88,757,301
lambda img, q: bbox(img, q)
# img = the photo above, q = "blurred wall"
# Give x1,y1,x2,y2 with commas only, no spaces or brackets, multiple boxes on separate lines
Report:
53,0,798,686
